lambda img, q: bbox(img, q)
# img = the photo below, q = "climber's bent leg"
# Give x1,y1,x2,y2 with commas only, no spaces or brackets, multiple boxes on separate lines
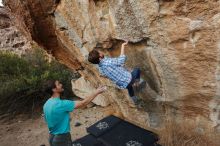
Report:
125,67,142,104
131,68,146,90
126,83,135,97
131,68,141,83
126,83,139,104
126,67,141,96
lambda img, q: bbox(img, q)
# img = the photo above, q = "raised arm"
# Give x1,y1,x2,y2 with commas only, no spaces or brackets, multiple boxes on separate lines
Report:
103,40,129,67
74,86,106,109
120,40,128,56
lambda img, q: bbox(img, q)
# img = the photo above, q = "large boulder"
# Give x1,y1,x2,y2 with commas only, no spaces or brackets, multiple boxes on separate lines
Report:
71,77,111,107
3,0,220,131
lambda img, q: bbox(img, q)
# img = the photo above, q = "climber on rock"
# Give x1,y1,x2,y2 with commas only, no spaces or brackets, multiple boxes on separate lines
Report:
88,40,145,104
43,80,106,146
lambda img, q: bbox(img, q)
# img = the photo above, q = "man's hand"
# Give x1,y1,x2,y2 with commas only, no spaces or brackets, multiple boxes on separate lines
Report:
122,40,128,46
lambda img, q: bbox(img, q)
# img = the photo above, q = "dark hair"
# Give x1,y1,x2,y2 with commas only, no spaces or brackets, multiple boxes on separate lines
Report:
43,80,56,95
88,50,100,64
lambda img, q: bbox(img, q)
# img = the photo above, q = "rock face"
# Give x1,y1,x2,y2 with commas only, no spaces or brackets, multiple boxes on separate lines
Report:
71,77,111,107
3,0,220,130
0,6,30,55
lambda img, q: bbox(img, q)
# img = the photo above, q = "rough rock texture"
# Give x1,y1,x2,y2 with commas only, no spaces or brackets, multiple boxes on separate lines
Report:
71,77,111,107
0,7,30,55
3,0,220,131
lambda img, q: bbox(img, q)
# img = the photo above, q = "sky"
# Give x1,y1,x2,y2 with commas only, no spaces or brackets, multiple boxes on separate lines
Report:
0,0,3,6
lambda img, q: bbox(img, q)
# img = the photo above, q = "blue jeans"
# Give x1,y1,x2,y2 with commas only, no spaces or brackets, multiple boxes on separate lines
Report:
126,68,141,97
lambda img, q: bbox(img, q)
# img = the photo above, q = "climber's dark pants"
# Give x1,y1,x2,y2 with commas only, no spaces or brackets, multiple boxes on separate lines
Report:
49,132,72,146
126,68,141,97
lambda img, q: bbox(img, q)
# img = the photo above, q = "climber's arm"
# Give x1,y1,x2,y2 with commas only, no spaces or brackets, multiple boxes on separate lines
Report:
104,41,129,66
120,40,128,56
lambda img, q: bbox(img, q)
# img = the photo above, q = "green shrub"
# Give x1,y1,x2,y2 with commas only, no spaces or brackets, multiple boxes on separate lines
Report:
0,48,80,118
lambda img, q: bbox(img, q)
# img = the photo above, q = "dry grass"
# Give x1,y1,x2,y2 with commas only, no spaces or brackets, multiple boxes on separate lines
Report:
158,119,220,146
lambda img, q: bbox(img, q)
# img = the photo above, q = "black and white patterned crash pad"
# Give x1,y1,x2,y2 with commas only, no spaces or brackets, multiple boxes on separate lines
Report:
73,115,159,146
72,134,105,146
86,115,122,137
97,121,158,146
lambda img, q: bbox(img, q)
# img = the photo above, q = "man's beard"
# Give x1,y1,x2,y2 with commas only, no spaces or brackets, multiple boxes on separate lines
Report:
59,88,64,94
59,89,64,97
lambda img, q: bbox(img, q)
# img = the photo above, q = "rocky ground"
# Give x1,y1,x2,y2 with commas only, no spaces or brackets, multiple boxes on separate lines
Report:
0,105,114,146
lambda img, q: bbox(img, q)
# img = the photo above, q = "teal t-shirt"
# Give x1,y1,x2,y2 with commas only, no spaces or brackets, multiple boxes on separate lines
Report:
43,97,75,134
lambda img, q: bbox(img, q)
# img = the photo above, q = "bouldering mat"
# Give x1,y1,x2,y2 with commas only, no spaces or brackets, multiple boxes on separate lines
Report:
87,115,122,137
72,134,106,146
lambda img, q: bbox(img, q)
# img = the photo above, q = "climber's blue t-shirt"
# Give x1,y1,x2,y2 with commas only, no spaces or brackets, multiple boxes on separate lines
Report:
43,97,75,135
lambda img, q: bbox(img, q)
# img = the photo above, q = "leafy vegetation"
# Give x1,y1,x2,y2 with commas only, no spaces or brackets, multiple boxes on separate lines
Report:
0,48,80,118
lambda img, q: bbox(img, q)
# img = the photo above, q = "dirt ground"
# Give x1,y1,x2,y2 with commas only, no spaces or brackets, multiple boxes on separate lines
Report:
0,105,115,146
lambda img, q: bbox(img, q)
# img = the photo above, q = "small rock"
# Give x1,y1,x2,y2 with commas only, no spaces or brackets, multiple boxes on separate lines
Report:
74,122,82,127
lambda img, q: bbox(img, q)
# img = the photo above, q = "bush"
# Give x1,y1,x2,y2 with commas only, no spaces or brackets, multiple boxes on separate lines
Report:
0,48,80,118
